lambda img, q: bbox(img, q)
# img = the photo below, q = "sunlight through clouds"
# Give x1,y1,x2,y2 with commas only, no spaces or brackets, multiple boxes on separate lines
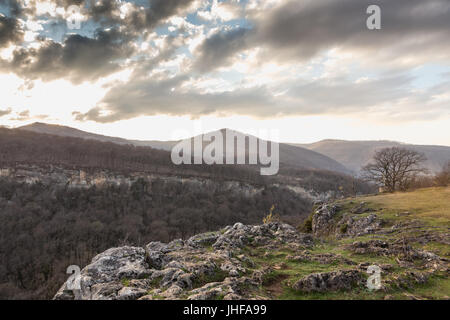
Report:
0,0,449,145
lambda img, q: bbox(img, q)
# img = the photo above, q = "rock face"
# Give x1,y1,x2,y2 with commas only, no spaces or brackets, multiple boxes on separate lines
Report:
312,204,382,237
54,222,313,300
312,204,339,236
54,246,151,300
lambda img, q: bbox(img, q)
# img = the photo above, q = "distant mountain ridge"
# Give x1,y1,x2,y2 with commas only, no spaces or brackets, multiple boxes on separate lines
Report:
293,139,450,174
18,122,175,150
18,123,350,174
19,123,450,174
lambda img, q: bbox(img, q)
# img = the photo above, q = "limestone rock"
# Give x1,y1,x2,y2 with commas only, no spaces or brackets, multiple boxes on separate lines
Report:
293,270,364,293
54,246,151,300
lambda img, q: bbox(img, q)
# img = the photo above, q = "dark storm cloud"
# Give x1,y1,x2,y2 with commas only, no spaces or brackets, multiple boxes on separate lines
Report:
3,28,134,83
0,14,23,47
63,0,196,31
193,0,450,70
193,27,252,72
257,0,450,59
0,0,26,48
0,0,197,82
144,0,195,26
88,0,119,22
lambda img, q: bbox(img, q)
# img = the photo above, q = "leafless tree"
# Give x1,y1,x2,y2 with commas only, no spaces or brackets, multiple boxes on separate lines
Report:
362,147,428,192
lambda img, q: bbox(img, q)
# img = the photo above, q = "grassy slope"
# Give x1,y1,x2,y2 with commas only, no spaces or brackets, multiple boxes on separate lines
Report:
351,187,450,226
247,187,450,300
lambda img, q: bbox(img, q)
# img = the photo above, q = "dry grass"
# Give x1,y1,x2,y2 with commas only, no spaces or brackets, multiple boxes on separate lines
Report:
354,187,450,225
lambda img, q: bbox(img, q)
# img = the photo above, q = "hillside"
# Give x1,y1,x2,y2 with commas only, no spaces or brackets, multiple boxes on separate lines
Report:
294,140,450,174
19,123,350,174
0,127,375,299
18,122,175,150
0,127,265,184
1,127,373,196
55,187,449,300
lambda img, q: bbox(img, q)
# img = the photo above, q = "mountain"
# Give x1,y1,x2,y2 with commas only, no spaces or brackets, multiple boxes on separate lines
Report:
18,122,175,150
293,140,450,174
178,128,350,174
18,123,350,174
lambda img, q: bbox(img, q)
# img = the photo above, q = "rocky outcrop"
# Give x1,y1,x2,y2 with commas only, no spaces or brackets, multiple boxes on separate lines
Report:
312,204,382,238
348,240,448,271
287,251,355,265
54,201,449,300
54,222,313,300
292,270,364,293
312,204,339,236
338,214,382,237
54,246,151,300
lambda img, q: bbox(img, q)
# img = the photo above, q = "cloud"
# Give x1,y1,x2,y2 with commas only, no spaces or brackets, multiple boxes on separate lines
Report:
1,27,135,83
74,73,277,122
8,109,29,120
0,107,12,117
1,0,450,125
82,0,197,31
197,0,242,22
75,70,450,123
193,27,252,72
0,0,199,82
0,14,23,48
0,0,23,16
6,109,50,120
193,0,450,71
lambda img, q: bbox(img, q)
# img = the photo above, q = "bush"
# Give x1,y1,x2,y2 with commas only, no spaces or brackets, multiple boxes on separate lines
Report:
263,205,280,224
298,213,313,233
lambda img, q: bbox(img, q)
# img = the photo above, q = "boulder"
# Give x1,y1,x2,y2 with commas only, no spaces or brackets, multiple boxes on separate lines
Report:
293,270,364,293
54,246,150,300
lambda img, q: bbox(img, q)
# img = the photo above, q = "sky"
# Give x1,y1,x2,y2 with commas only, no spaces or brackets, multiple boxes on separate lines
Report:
0,0,449,145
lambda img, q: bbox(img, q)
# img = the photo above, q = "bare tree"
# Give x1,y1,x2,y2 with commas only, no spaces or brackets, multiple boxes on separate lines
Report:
362,147,427,192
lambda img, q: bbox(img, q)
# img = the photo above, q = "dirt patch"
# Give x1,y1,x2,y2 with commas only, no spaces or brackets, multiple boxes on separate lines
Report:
264,274,289,298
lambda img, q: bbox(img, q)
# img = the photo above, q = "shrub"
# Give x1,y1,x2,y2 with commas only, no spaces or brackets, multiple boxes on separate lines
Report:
299,215,313,233
263,205,280,224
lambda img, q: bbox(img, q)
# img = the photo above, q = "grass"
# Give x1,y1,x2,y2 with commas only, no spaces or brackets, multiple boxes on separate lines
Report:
247,187,450,300
191,267,229,289
346,187,450,227
139,188,449,300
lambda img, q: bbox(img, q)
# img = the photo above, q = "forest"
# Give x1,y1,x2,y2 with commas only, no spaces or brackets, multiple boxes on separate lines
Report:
0,177,312,299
